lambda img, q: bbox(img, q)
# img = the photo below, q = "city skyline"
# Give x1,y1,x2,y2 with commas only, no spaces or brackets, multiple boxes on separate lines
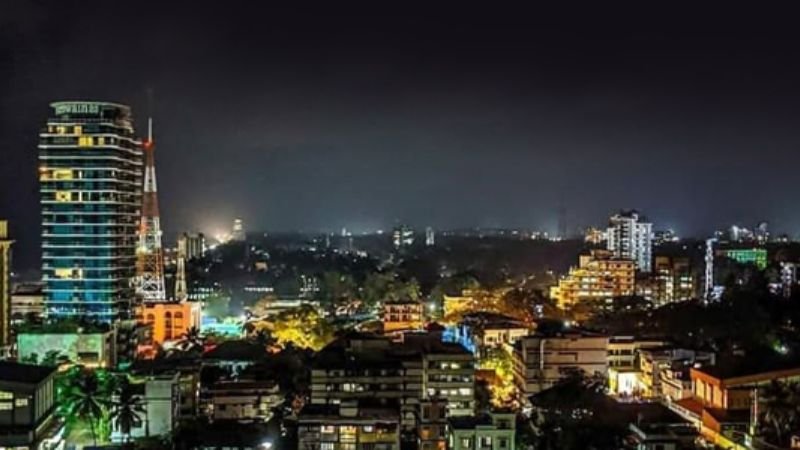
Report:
7,6,800,450
4,4,800,271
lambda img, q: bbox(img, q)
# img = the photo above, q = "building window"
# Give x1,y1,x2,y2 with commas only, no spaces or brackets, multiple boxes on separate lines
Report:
0,391,12,400
461,438,471,448
321,425,335,434
363,425,374,433
480,437,492,447
0,402,12,410
55,191,73,202
15,398,29,407
53,169,73,180
320,444,335,450
54,268,73,279
499,438,507,448
420,426,431,439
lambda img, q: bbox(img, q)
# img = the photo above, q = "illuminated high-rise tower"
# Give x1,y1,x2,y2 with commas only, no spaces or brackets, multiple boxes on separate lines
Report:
39,101,143,322
135,119,167,302
392,225,414,249
606,210,653,272
425,226,435,246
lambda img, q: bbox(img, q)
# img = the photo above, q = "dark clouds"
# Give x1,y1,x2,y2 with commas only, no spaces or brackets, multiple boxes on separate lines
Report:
3,3,800,271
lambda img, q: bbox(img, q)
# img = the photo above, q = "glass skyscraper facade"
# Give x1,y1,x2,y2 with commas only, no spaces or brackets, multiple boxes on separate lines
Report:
39,101,142,322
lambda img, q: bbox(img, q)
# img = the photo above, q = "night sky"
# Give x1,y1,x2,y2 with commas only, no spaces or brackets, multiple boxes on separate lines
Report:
3,3,800,272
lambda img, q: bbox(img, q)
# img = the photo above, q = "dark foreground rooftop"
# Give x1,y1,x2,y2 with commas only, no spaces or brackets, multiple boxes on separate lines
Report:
0,361,56,384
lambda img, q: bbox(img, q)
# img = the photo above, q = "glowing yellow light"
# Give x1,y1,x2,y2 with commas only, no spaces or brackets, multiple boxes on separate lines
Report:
54,268,73,278
53,169,73,180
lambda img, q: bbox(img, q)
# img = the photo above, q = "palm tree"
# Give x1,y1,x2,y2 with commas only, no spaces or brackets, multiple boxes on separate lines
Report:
251,328,276,348
180,326,204,351
63,369,108,446
110,376,146,443
757,380,800,446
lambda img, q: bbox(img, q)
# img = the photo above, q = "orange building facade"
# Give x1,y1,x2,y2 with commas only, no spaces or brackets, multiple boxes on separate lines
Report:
135,301,201,345
671,365,800,449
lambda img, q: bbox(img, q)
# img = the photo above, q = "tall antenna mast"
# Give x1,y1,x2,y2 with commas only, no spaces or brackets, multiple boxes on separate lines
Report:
135,90,167,302
176,234,188,302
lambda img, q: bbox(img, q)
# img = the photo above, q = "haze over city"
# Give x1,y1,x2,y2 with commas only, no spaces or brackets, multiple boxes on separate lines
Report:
5,4,800,272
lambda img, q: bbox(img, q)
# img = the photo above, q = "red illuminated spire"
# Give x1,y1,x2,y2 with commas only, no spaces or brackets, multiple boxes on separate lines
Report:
135,118,167,302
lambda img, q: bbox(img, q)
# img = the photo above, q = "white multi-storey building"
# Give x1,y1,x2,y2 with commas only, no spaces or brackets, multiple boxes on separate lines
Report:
425,227,435,246
513,331,609,395
606,210,653,272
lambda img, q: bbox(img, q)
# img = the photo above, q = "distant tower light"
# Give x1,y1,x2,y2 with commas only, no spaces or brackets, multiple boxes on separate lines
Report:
232,218,246,242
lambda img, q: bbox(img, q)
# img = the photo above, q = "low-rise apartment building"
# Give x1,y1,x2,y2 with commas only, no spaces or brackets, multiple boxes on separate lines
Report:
311,335,423,431
9,283,45,324
17,327,117,368
607,336,666,369
672,361,800,448
111,373,180,442
135,300,201,346
202,379,282,423
311,332,475,432
413,336,475,417
417,399,448,450
660,362,696,403
447,412,515,450
652,256,695,306
383,300,424,333
549,250,635,309
638,347,714,398
454,313,530,355
607,336,669,397
513,330,609,395
0,361,63,450
131,358,201,418
297,401,401,450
